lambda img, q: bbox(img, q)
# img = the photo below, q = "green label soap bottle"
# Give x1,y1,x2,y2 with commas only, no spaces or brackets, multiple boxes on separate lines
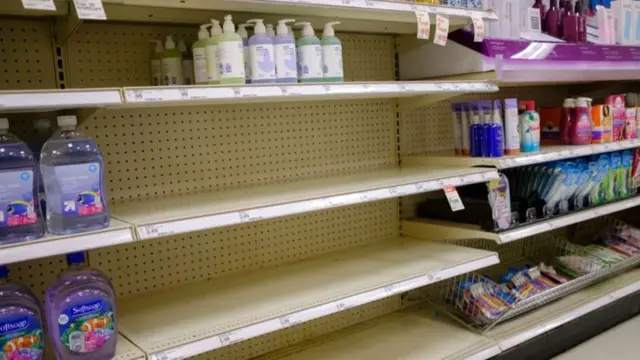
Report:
207,20,222,85
162,36,185,86
193,24,211,85
295,22,323,83
321,21,344,82
217,15,245,85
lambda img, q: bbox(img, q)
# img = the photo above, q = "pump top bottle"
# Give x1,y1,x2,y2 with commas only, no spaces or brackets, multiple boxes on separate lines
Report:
217,15,245,84
266,24,276,38
295,22,323,83
247,19,276,84
193,24,211,85
161,35,184,85
274,19,298,83
178,39,195,85
237,23,253,83
321,21,344,82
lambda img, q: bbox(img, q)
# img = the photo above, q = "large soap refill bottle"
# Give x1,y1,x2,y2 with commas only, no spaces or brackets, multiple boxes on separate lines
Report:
321,21,344,82
40,116,109,235
274,19,298,83
0,266,44,360
46,252,117,360
295,22,323,83
0,118,44,244
247,19,276,84
218,15,246,85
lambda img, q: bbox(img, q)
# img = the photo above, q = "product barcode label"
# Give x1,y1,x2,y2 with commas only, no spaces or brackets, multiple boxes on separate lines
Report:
471,15,485,42
444,186,464,212
21,0,56,10
415,10,431,40
433,14,449,46
527,7,541,33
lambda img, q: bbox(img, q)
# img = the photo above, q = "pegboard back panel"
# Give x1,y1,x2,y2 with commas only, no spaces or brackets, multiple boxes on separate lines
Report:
0,17,56,90
399,86,571,157
65,22,396,88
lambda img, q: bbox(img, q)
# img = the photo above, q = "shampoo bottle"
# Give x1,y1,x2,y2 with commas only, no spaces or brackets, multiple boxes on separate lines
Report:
178,39,195,85
41,116,109,235
504,98,521,155
560,98,575,144
570,97,592,144
575,0,587,43
161,35,185,85
275,19,298,83
217,15,245,85
321,22,344,82
295,22,323,83
546,0,561,37
247,19,276,84
533,0,547,32
562,0,578,42
470,103,484,157
0,266,44,360
46,252,117,360
193,25,211,85
489,99,505,158
0,118,44,244
519,101,541,152
149,40,164,86
237,23,253,84
207,20,222,85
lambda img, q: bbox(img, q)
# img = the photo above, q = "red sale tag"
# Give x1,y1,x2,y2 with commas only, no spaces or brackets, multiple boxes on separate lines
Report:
444,186,464,212
434,14,449,46
415,10,431,40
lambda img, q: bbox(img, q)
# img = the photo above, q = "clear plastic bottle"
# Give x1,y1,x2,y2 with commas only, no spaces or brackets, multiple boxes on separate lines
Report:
0,118,44,244
46,252,117,360
30,119,53,221
40,116,109,235
0,265,44,360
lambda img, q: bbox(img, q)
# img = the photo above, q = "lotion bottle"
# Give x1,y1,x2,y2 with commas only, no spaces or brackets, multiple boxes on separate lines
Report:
275,19,298,83
162,35,184,85
149,40,164,86
321,21,344,82
237,23,253,84
217,15,245,85
193,25,211,85
295,22,323,83
247,19,276,84
206,20,222,85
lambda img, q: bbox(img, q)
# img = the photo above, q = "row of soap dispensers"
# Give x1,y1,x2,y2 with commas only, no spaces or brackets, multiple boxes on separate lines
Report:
150,15,344,87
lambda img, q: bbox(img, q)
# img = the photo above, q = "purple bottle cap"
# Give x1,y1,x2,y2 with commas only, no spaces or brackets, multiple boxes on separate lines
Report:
66,252,86,265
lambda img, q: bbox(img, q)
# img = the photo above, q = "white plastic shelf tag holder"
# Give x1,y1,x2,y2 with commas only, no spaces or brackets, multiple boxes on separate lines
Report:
434,14,449,46
21,0,56,10
72,0,107,20
444,186,464,211
472,14,485,42
415,10,431,39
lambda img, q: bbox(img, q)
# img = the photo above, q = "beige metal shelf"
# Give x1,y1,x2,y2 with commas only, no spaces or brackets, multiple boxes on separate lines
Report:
111,166,498,240
117,334,146,360
258,269,640,360
404,140,640,170
0,88,123,112
0,219,134,265
402,196,640,244
116,237,499,359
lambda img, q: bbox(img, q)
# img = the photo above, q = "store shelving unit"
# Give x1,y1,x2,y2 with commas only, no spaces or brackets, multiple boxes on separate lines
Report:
402,196,640,243
116,334,146,360
117,238,499,359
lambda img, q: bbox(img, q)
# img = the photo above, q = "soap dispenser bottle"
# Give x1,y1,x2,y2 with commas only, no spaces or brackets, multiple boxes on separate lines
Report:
321,21,344,82
149,40,164,86
178,39,194,85
247,19,276,84
162,35,185,85
266,24,276,38
193,24,211,85
275,19,298,83
237,23,253,84
295,22,323,83
217,15,245,85
207,20,222,84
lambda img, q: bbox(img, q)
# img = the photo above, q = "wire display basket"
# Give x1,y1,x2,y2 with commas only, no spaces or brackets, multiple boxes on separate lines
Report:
428,218,640,332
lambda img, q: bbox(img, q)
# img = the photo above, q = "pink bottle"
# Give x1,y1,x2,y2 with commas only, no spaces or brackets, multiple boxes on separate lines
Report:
560,98,575,144
562,0,578,43
570,97,592,145
575,0,587,43
546,0,561,37
558,0,566,38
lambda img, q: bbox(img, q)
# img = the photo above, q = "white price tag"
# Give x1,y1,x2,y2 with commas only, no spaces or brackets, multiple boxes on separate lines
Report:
21,0,56,10
471,15,485,42
279,315,301,328
73,0,107,20
141,224,175,239
433,14,449,46
415,10,431,40
219,331,244,346
444,186,464,212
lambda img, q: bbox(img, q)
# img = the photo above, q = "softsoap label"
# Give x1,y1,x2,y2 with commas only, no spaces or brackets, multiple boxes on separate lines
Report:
0,315,43,359
58,299,115,353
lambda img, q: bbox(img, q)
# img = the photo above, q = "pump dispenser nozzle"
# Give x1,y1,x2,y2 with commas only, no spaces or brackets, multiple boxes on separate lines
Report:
210,19,222,36
164,35,176,49
222,14,235,33
295,22,315,37
266,24,275,37
247,19,266,34
150,40,164,53
237,23,253,39
323,21,340,37
198,24,211,40
276,19,296,35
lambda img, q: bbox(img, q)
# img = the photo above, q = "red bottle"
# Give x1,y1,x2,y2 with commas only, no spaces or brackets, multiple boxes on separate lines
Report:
558,0,566,38
546,0,561,37
574,0,587,43
562,0,578,43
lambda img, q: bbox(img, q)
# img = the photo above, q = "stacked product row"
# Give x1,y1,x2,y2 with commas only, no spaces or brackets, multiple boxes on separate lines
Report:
441,221,640,327
151,15,344,86
0,252,117,360
0,117,108,245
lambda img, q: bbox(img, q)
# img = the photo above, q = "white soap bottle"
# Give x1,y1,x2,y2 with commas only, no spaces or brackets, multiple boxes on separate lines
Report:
149,40,164,86
162,35,185,85
275,19,297,83
237,23,253,84
217,15,245,85
247,19,276,84
295,22,323,83
321,21,344,82
193,24,211,85
207,19,223,84
178,39,195,85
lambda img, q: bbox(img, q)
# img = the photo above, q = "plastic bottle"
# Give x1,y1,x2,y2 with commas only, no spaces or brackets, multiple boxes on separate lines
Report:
570,97,592,145
560,98,575,144
247,19,276,84
46,252,117,360
295,22,323,83
275,19,298,83
519,101,541,152
546,0,561,37
470,104,484,157
207,20,222,85
30,119,52,220
149,40,164,86
40,116,109,235
178,39,195,85
574,0,587,43
217,15,245,85
562,0,578,43
193,25,211,85
266,24,276,38
558,0,566,38
0,266,44,360
161,35,185,85
321,22,344,82
504,98,520,155
489,99,505,158
533,0,547,32
237,23,253,84
0,118,44,244
479,100,492,158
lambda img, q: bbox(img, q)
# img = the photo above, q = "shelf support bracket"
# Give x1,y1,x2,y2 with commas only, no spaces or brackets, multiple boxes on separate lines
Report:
55,4,82,46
